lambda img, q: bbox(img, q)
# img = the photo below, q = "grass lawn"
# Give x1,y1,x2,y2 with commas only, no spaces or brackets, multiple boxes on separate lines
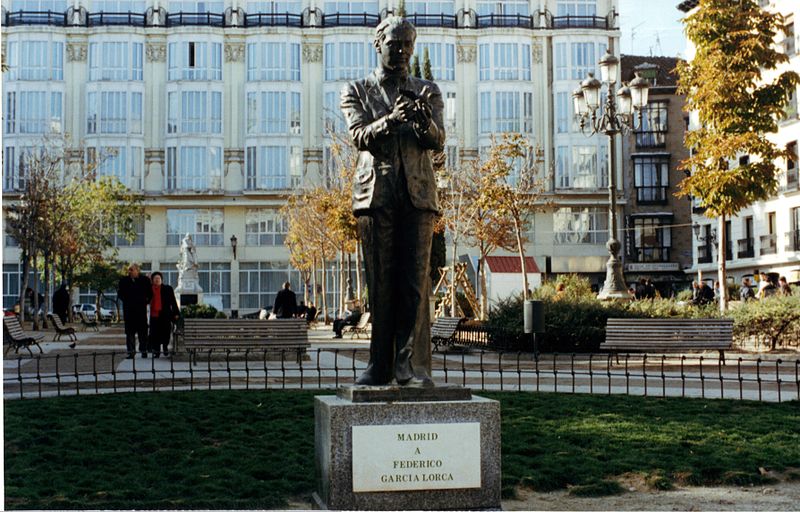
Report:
5,391,800,509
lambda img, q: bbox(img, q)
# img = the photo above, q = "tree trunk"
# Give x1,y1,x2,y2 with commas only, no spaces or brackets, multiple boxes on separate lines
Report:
312,257,318,308
32,254,40,330
718,214,728,312
42,252,51,329
321,261,328,324
18,250,30,323
513,218,529,301
478,254,488,321
450,238,458,317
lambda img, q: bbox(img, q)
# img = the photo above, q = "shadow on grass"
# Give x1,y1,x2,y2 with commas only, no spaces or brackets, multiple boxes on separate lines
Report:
5,390,800,508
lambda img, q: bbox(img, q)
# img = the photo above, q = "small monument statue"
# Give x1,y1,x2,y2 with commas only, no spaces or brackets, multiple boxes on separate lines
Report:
340,15,444,387
175,233,202,305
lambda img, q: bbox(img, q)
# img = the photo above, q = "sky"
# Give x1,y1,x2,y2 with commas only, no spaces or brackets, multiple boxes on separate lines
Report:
619,0,688,57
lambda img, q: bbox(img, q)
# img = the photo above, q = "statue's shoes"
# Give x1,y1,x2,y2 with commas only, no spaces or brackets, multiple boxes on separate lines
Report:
355,373,390,386
396,375,434,388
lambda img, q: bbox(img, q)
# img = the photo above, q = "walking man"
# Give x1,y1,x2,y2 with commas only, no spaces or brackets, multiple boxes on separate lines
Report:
340,15,444,387
272,281,297,319
118,263,152,359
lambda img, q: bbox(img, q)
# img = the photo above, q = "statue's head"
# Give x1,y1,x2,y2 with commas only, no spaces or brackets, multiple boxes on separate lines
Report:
374,15,416,75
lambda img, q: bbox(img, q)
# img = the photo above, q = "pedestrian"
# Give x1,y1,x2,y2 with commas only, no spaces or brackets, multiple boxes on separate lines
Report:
52,283,70,324
739,278,756,301
691,281,700,304
148,272,180,358
645,278,657,299
272,281,297,319
118,263,152,359
757,272,771,298
778,276,793,296
635,278,647,300
713,281,721,302
296,301,308,319
305,303,318,324
333,301,362,338
696,281,714,305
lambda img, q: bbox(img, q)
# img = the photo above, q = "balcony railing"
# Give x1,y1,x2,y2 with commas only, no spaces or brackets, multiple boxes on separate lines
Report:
635,186,668,204
320,12,380,27
634,130,667,148
165,11,225,27
475,13,535,28
405,13,457,28
164,177,223,193
737,238,755,259
760,234,777,255
244,12,303,27
4,10,67,26
698,245,712,264
631,246,671,263
551,14,609,29
787,230,800,252
86,11,146,26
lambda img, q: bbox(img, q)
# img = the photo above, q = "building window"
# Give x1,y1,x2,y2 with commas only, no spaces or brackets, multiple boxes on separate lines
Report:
787,141,798,190
88,146,143,189
246,91,301,135
553,207,608,245
324,41,377,81
784,22,795,56
476,0,528,15
168,42,222,81
246,42,301,81
630,217,671,262
89,42,143,81
555,145,606,190
555,43,568,81
3,264,22,310
571,43,595,80
414,42,455,81
557,0,597,16
166,90,222,134
199,262,231,309
478,43,531,81
783,89,798,121
323,91,347,134
87,91,142,134
479,91,533,134
323,1,378,13
247,0,301,12
11,0,68,10
238,262,302,310
245,209,288,246
406,1,454,15
169,0,224,12
7,91,63,134
635,100,668,147
112,215,145,247
166,209,224,246
556,92,569,133
91,0,147,11
165,146,223,191
633,155,669,203
6,41,64,81
245,146,302,190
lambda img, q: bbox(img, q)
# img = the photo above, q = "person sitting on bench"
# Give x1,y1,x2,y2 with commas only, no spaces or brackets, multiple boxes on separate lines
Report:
333,302,362,338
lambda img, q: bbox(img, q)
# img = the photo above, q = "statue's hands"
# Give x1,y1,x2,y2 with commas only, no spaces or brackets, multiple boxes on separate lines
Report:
387,95,416,129
412,85,434,131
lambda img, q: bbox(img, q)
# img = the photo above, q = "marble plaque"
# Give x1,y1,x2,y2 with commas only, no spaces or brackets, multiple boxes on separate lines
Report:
351,422,481,492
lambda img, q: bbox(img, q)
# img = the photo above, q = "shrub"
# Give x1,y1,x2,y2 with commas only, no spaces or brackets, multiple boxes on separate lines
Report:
726,295,800,350
181,303,220,319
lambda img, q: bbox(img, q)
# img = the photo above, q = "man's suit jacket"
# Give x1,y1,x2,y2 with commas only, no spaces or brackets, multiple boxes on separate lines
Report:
272,289,297,318
340,69,445,216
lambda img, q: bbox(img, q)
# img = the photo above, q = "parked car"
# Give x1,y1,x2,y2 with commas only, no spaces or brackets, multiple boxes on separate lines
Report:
72,303,115,320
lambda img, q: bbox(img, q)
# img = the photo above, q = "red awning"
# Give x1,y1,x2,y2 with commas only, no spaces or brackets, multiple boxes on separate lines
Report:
485,256,540,274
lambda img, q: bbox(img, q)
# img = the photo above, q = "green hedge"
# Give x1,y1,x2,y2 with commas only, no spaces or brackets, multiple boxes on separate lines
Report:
180,304,227,319
486,275,797,352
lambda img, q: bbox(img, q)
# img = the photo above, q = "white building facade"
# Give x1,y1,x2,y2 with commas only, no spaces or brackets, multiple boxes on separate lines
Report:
678,0,800,286
2,0,622,314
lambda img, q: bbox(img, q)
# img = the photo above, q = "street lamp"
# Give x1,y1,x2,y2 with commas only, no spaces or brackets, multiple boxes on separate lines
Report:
575,50,650,300
230,234,238,260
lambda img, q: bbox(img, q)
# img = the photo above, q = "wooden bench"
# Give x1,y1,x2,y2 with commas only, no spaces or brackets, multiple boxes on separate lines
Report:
430,317,464,352
3,315,45,356
343,312,371,339
47,313,77,344
182,318,310,364
602,318,734,364
79,312,99,332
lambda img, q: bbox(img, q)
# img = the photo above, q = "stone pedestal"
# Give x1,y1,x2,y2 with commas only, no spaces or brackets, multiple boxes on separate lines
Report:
314,386,501,510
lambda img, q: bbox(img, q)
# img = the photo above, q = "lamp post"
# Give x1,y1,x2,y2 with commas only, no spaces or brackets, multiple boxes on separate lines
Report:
573,51,650,300
230,234,238,260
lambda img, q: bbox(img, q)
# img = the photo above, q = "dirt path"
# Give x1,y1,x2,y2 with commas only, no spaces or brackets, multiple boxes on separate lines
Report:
503,482,800,511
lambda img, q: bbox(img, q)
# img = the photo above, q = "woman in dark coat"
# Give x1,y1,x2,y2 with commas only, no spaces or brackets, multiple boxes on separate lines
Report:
148,272,180,357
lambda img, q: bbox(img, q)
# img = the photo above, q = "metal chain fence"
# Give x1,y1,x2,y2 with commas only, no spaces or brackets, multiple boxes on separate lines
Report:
4,348,798,402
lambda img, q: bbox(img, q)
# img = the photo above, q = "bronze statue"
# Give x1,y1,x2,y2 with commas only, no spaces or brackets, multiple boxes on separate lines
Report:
340,15,444,387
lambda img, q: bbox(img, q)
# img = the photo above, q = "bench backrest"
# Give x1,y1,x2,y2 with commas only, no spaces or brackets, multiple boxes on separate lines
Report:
4,315,26,340
48,313,68,330
431,317,463,339
183,318,309,347
80,312,97,324
605,318,733,346
353,312,370,329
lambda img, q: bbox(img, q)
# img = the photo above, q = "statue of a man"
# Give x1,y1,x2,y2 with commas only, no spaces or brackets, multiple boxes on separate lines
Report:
340,15,445,387
178,233,198,274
